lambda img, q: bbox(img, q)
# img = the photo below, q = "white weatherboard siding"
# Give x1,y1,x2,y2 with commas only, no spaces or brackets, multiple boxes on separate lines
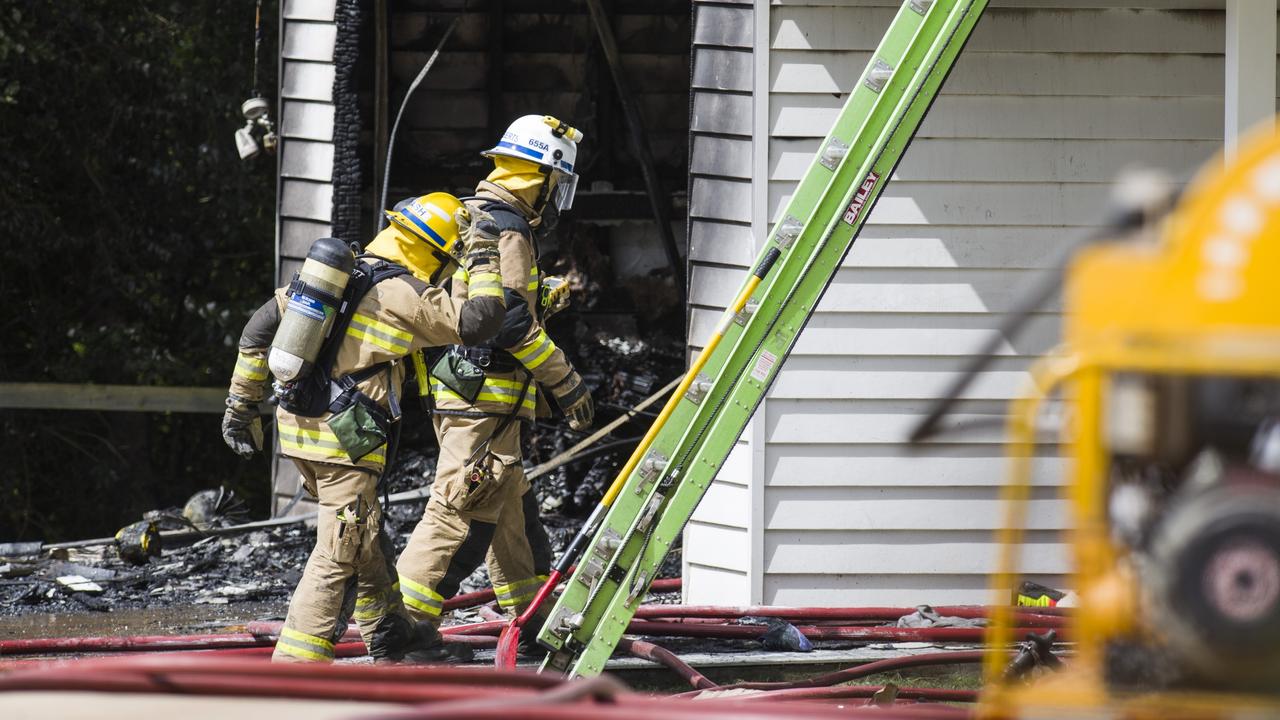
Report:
684,0,758,604
271,0,339,515
684,2,1229,605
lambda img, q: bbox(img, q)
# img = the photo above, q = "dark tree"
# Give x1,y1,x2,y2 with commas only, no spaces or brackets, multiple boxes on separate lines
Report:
0,1,278,540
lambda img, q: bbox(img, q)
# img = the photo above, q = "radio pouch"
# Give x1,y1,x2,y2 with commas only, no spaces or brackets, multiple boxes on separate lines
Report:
325,375,394,464
430,350,485,403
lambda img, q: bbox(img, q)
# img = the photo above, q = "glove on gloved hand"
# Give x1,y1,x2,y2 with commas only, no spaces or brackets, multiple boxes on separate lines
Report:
538,276,571,321
549,370,594,431
222,394,263,458
456,207,501,270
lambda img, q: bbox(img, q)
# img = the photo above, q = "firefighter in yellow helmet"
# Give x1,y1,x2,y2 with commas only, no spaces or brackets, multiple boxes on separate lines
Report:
221,192,510,663
396,117,592,650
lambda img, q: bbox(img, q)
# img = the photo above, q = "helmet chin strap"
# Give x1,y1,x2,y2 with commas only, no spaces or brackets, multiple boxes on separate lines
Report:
530,166,556,223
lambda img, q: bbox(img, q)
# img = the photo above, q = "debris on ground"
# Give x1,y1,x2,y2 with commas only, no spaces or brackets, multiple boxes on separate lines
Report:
0,330,685,618
741,617,815,653
896,605,987,629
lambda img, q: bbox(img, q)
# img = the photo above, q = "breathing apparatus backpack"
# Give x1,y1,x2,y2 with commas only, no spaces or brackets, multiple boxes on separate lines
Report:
270,239,409,420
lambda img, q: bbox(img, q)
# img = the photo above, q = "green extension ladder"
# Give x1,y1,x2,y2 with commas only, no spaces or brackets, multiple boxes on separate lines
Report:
538,0,989,677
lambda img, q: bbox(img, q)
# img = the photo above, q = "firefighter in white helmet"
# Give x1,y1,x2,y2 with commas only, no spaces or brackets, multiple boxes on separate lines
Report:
396,116,592,649
222,193,510,663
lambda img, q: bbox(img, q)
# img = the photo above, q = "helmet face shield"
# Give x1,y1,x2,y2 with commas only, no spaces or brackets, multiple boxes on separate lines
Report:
553,172,578,211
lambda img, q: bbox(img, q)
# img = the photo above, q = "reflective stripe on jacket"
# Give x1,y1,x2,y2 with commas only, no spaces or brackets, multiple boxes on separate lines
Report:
435,186,578,421
228,258,505,471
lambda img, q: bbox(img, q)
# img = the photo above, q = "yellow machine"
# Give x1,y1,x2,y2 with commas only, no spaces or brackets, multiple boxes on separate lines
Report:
980,125,1280,717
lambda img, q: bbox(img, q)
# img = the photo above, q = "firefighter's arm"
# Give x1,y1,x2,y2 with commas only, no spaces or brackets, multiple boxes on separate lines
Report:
498,293,593,431
228,290,284,403
222,290,284,458
411,213,507,347
494,228,592,428
499,228,538,309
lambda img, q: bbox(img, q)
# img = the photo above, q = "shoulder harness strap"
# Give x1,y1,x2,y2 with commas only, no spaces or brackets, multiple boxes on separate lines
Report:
313,257,411,380
464,197,533,238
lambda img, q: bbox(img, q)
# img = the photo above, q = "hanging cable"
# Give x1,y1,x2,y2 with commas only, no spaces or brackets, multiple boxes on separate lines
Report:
252,0,263,96
376,16,461,230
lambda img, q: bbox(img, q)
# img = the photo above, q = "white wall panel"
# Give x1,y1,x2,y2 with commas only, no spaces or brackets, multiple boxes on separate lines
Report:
772,51,1225,97
773,95,1222,139
772,8,1224,53
273,13,339,514
771,139,1220,183
764,445,1065,487
687,1,1225,607
764,486,1067,531
752,0,1219,606
282,62,336,102
764,530,1070,575
282,21,338,62
685,1,762,604
281,140,335,181
281,100,336,142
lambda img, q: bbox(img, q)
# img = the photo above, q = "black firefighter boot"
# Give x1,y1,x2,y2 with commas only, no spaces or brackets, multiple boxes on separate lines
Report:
367,614,473,664
516,606,551,660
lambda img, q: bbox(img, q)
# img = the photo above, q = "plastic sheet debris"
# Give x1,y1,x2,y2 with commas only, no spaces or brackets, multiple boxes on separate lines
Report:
896,605,987,629
57,575,104,594
740,617,814,652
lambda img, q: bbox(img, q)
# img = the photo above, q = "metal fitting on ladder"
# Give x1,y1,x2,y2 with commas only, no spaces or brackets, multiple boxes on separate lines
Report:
734,297,760,327
774,214,803,249
634,449,669,494
864,58,894,93
685,373,714,404
820,137,850,171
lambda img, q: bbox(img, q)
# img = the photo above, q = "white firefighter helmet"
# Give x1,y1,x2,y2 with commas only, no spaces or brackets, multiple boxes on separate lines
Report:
482,114,583,211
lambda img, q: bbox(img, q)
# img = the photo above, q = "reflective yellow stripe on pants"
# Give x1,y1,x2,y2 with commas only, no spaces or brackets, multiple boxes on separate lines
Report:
278,422,387,466
494,574,549,610
353,582,399,622
276,626,336,662
399,574,444,617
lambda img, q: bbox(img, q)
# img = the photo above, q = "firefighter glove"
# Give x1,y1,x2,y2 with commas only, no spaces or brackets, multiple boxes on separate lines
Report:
457,207,501,270
539,276,571,320
549,370,594,431
222,394,263,458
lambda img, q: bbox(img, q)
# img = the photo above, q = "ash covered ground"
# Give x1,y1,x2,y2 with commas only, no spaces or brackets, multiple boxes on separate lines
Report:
1,331,685,619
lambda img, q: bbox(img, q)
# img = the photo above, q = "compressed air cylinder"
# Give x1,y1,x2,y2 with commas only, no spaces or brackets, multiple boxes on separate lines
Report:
269,237,354,381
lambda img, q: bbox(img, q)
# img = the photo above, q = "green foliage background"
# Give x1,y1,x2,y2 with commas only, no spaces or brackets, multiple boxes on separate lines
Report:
0,1,279,541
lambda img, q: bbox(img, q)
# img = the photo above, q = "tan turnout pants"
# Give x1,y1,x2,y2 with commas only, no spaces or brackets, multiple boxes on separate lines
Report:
272,460,410,662
396,415,550,623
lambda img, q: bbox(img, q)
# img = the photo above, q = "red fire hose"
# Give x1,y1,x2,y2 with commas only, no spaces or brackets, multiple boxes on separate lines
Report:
618,638,717,690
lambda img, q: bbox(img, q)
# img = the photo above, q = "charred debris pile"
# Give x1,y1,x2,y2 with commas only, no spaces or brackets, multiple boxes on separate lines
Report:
1,330,684,617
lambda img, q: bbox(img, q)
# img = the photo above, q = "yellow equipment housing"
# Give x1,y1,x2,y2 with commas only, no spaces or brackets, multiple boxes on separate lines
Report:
980,124,1280,718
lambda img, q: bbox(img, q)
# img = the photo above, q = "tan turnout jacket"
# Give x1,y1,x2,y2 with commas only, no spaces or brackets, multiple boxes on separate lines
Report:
432,182,577,422
229,257,505,472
